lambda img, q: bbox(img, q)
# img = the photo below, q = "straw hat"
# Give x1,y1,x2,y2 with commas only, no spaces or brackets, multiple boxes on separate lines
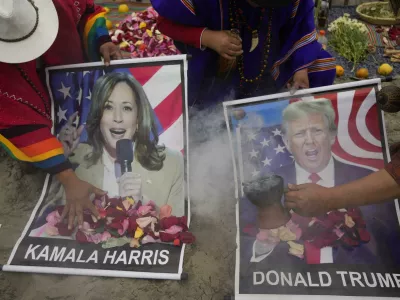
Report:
0,0,59,63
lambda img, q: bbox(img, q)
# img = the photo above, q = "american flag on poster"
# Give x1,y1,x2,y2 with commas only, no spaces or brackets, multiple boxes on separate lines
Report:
241,125,293,181
240,87,385,181
48,65,184,153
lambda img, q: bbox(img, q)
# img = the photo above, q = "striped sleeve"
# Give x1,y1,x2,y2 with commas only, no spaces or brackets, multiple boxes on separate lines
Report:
272,0,335,87
79,3,111,62
0,124,71,174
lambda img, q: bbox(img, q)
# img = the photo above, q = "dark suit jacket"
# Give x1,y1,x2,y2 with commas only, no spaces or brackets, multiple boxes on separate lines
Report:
240,158,400,266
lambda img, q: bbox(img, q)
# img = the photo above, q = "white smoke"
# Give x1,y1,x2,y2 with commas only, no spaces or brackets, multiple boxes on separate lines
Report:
187,93,237,217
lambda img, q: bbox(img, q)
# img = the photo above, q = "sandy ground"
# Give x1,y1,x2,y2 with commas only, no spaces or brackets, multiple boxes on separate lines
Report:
0,107,237,300
1,82,400,300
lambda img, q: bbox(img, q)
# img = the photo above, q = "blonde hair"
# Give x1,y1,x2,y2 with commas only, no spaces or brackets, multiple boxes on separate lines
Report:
282,98,337,136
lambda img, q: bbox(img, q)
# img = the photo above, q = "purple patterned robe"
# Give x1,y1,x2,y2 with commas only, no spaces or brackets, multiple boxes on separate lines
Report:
151,0,336,108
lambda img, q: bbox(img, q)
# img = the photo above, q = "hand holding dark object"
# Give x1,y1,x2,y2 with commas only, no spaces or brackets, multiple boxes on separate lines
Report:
56,169,106,230
100,42,123,66
284,183,332,217
59,112,84,157
202,29,243,60
287,69,310,94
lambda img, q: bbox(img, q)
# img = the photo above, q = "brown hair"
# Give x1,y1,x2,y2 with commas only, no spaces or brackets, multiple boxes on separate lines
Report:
85,72,165,170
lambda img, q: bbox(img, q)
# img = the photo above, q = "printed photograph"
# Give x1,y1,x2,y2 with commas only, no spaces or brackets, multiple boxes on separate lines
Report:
25,61,191,249
225,84,400,296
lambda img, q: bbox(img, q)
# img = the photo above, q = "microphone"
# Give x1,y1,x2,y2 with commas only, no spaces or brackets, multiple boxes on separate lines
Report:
116,139,134,175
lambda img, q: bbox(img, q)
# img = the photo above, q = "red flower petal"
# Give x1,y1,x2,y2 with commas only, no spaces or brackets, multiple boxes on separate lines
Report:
107,221,123,230
160,216,188,231
82,212,95,224
179,232,196,244
98,208,107,219
128,216,138,233
106,207,126,218
243,223,258,236
311,231,338,248
55,222,74,236
159,232,179,242
76,231,90,243
358,228,370,243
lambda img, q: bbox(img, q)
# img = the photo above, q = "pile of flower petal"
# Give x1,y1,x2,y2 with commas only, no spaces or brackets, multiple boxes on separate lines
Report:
43,195,195,249
244,208,370,263
109,7,180,58
389,26,400,42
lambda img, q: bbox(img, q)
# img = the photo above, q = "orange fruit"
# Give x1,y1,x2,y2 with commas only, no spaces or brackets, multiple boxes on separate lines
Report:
336,65,344,77
356,68,369,79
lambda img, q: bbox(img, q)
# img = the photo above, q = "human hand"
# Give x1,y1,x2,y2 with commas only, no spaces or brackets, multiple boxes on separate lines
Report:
202,30,243,60
59,112,84,157
284,183,332,217
287,69,310,94
118,172,142,200
99,42,122,66
57,169,106,230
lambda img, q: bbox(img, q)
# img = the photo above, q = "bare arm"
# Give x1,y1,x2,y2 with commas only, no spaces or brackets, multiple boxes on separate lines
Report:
285,169,400,217
329,169,400,208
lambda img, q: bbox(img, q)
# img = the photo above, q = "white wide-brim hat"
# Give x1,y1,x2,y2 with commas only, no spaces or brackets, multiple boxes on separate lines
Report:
0,0,59,63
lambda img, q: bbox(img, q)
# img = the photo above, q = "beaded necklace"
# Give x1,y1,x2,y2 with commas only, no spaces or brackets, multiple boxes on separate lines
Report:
229,0,274,96
236,6,265,52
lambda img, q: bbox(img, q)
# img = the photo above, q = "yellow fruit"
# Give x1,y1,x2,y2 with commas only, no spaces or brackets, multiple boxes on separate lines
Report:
106,19,113,30
104,7,110,14
378,63,393,76
118,4,129,13
356,68,369,79
336,65,344,77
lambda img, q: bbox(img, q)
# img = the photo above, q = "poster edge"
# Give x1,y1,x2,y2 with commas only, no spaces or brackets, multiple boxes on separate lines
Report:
7,56,189,275
233,295,400,300
377,83,400,228
236,128,244,198
45,55,189,71
223,79,382,108
232,79,400,298
2,264,182,280
223,104,239,199
183,57,191,227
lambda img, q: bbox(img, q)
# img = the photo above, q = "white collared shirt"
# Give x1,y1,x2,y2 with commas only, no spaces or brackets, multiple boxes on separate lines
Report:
102,150,122,197
295,156,335,188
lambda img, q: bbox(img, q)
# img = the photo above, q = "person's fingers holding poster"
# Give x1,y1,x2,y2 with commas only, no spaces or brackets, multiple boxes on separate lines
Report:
58,170,106,229
100,42,123,66
59,112,84,157
284,183,331,217
118,172,142,200
287,68,310,95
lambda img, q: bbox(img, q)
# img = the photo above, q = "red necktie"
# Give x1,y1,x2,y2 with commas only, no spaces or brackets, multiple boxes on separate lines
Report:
309,173,321,184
